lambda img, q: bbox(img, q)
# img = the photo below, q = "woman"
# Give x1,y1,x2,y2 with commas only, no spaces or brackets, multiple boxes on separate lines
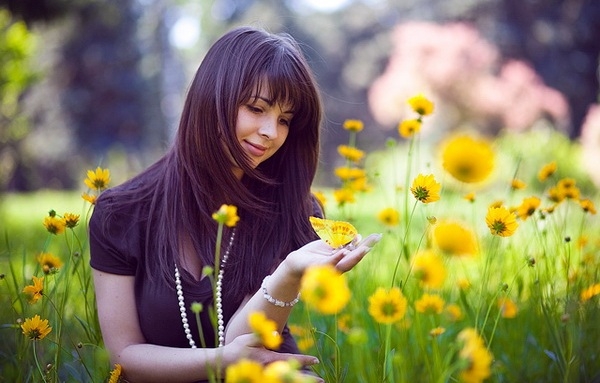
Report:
90,26,381,382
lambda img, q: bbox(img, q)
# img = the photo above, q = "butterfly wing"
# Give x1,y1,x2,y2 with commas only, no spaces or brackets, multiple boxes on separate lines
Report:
328,221,358,248
309,216,357,248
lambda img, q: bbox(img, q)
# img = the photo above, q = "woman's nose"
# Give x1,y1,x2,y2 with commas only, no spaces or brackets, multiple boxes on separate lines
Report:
259,116,278,140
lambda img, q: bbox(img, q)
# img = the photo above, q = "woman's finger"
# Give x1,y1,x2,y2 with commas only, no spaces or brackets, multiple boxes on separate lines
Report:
335,233,382,272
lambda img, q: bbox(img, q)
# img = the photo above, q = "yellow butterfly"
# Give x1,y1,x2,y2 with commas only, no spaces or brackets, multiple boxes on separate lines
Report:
309,216,358,249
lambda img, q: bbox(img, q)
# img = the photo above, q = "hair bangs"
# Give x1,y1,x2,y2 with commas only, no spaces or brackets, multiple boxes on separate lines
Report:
246,48,318,135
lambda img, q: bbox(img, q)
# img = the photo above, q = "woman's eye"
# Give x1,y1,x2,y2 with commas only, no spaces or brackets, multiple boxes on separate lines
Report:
279,118,291,126
247,105,262,113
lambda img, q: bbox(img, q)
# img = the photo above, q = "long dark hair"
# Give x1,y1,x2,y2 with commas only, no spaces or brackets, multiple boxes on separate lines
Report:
98,26,322,297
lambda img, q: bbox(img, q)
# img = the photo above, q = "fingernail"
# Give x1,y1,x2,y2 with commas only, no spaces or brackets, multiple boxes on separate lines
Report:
311,358,320,365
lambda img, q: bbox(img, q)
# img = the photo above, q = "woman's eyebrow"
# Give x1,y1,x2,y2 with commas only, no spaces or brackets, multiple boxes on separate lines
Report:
251,96,295,114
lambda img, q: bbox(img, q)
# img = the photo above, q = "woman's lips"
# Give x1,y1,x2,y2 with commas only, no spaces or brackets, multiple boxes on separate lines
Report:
244,141,267,157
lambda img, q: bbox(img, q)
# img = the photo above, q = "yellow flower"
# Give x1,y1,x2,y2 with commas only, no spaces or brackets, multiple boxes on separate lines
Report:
348,176,371,192
22,275,44,304
542,203,558,214
343,119,364,132
288,324,305,337
108,364,123,383
510,178,526,190
411,250,446,289
43,215,66,235
212,204,240,227
457,278,471,291
546,186,565,203
334,166,366,181
410,174,441,203
300,264,350,315
445,304,463,321
296,336,315,352
398,119,422,138
537,161,557,181
81,192,97,205
457,328,493,383
312,190,327,209
21,315,52,340
226,358,264,383
337,145,365,163
84,166,111,191
579,198,597,215
441,135,495,183
368,287,408,324
497,297,518,318
337,313,351,333
288,325,315,352
580,283,600,302
515,196,541,221
486,206,518,237
408,94,434,116
248,311,282,350
431,220,478,257
415,293,445,314
63,212,80,228
429,327,446,338
377,207,400,227
263,360,305,383
463,192,476,203
557,178,580,200
333,188,355,205
37,252,62,274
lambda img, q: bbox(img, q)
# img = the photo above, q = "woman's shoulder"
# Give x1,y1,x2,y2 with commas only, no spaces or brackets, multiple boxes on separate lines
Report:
92,174,156,230
96,157,168,212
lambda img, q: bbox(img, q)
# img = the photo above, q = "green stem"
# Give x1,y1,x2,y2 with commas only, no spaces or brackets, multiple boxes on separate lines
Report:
403,137,416,233
194,310,208,349
487,263,528,347
475,236,498,330
391,201,418,287
313,329,341,383
212,223,224,346
32,341,46,382
382,324,392,382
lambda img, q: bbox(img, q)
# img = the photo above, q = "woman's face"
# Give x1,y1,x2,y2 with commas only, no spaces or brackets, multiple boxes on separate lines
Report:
232,85,293,179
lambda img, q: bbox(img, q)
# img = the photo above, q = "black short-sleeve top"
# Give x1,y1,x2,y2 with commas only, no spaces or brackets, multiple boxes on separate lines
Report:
89,181,304,353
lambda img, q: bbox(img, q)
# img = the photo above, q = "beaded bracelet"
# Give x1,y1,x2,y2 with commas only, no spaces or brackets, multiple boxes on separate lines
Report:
261,275,301,307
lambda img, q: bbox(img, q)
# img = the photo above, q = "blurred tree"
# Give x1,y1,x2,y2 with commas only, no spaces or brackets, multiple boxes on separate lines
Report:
489,0,600,137
0,0,73,24
0,9,39,191
0,0,175,190
59,1,150,153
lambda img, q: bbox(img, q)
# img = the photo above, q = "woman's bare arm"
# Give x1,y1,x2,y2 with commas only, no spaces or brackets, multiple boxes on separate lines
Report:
225,233,382,343
93,269,314,382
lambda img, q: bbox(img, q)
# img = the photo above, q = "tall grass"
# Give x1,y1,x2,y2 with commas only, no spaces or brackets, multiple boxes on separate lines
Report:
1,126,599,382
1,191,109,382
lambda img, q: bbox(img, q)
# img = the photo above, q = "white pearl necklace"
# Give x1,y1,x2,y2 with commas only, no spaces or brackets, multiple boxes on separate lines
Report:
175,229,236,348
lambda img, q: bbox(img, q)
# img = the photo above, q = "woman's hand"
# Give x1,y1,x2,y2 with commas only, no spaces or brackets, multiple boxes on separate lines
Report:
224,334,323,382
283,233,383,277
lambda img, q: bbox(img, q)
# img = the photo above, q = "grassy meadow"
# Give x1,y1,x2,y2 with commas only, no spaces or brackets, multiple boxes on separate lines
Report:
1,110,599,382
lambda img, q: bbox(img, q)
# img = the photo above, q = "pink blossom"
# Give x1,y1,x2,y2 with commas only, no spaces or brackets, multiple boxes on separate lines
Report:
369,21,570,135
580,104,600,186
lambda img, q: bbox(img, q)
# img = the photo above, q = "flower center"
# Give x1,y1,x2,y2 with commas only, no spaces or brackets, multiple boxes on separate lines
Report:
491,220,506,234
382,301,398,317
414,187,429,201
